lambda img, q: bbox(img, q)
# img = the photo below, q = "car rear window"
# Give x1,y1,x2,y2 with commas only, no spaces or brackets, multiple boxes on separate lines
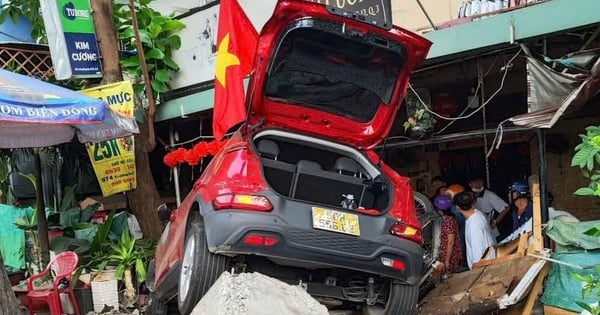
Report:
265,19,406,123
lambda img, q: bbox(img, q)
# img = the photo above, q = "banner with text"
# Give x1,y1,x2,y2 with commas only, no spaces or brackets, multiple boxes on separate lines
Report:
82,81,137,196
40,0,102,79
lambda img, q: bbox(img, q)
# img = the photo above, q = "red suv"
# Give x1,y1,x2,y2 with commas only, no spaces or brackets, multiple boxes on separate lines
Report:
147,1,431,314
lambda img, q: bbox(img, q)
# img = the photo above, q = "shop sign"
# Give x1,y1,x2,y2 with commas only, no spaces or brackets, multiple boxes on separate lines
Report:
81,81,137,196
40,0,103,79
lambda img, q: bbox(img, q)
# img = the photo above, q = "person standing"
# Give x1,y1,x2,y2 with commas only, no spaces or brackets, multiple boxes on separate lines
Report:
454,191,497,269
508,180,534,232
434,195,463,274
468,177,511,240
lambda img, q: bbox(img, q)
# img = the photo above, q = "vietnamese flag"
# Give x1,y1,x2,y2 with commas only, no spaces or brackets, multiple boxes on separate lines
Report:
212,0,258,140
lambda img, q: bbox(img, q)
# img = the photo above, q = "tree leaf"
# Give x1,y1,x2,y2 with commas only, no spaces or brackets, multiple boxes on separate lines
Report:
163,57,179,70
0,9,9,24
155,69,171,83
119,27,135,40
148,24,162,38
584,226,600,237
161,20,185,32
574,187,596,196
138,30,152,45
572,145,598,167
167,35,181,49
146,48,165,60
577,301,594,312
150,79,168,93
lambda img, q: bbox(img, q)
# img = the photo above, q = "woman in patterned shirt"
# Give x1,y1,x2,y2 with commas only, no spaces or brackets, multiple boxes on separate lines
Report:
434,194,464,274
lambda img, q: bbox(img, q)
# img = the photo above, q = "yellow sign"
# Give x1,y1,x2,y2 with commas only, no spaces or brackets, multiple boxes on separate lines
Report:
82,81,137,196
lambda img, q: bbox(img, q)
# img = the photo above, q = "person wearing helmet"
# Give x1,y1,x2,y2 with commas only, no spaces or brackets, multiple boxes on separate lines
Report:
468,177,511,240
454,191,497,269
434,195,463,274
508,180,533,232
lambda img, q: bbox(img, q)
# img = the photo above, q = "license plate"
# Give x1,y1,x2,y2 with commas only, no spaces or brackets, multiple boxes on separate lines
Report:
312,207,360,236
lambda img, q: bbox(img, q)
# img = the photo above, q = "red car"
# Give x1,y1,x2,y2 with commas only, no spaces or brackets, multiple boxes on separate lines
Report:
147,1,431,314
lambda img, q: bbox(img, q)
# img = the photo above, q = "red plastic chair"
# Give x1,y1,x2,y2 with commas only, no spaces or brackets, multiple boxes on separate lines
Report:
27,251,81,315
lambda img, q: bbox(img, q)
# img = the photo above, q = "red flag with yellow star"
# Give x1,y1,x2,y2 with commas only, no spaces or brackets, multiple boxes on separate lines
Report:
212,0,258,140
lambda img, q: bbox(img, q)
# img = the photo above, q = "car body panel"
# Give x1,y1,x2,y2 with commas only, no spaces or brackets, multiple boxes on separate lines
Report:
247,0,431,149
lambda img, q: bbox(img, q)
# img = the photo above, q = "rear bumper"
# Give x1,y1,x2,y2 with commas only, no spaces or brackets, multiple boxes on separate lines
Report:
203,208,423,285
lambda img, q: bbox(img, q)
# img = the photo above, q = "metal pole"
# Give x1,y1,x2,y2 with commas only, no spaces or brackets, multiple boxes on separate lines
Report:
537,129,550,248
169,125,181,206
415,0,437,31
34,149,50,266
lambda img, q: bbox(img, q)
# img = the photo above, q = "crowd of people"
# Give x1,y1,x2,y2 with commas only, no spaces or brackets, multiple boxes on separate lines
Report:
429,176,534,277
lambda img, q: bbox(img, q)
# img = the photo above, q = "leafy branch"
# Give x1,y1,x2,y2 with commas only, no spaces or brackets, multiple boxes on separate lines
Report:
571,125,600,197
114,0,185,98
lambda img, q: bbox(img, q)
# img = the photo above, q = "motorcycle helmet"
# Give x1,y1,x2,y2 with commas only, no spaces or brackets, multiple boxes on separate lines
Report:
509,180,529,198
434,195,453,211
446,184,465,199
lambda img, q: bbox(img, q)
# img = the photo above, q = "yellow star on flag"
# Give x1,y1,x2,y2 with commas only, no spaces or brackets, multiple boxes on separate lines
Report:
215,33,240,88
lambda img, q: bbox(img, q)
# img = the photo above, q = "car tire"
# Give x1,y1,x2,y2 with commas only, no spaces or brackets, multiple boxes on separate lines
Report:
145,291,168,315
177,220,229,315
384,283,419,315
413,191,434,215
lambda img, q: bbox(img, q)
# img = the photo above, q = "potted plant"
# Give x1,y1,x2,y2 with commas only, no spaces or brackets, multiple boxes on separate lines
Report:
106,229,155,306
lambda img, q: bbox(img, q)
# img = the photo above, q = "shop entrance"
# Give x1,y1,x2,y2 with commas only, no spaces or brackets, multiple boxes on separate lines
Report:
438,141,531,196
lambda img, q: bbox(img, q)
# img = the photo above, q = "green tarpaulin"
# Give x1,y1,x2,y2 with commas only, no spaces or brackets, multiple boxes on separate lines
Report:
0,204,30,271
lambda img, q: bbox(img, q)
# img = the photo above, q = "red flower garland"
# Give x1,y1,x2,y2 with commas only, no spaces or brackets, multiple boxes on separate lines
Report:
163,140,226,168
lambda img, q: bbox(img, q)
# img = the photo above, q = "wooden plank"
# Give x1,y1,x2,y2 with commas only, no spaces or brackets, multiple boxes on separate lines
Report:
520,262,549,314
473,234,531,268
528,175,543,252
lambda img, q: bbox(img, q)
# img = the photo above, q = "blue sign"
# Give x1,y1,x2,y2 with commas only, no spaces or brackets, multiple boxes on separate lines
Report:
64,32,102,77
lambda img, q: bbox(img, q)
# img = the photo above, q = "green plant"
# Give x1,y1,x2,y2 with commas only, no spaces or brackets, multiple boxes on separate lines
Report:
114,0,185,97
571,125,600,313
0,154,10,203
0,0,45,42
107,229,155,303
571,125,600,197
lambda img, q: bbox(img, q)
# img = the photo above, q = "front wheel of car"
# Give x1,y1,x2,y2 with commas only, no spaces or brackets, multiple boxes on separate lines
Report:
145,291,168,315
177,220,229,315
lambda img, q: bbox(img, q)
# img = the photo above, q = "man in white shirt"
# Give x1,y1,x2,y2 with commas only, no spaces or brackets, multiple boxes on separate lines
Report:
454,191,497,269
469,177,511,239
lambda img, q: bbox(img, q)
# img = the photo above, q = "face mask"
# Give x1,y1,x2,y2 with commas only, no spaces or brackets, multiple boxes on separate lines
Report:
472,187,484,193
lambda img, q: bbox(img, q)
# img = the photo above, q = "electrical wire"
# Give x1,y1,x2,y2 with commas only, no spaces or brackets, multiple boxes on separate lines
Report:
408,48,522,124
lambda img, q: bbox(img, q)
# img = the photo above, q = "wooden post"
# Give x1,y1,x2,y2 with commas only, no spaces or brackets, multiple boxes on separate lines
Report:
529,175,543,253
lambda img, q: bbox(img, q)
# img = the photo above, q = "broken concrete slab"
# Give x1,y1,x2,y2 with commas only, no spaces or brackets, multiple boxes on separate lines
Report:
191,271,329,315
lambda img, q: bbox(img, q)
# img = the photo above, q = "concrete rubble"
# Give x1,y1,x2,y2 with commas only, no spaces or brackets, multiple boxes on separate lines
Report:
191,271,329,315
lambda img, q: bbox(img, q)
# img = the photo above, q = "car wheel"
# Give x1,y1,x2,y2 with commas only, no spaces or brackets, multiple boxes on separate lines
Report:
384,283,419,315
177,220,229,315
145,291,168,315
413,191,433,215
362,282,419,315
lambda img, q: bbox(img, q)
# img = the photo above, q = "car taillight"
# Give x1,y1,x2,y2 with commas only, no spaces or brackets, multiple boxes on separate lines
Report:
380,257,406,271
243,234,279,246
390,222,422,245
212,194,273,212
